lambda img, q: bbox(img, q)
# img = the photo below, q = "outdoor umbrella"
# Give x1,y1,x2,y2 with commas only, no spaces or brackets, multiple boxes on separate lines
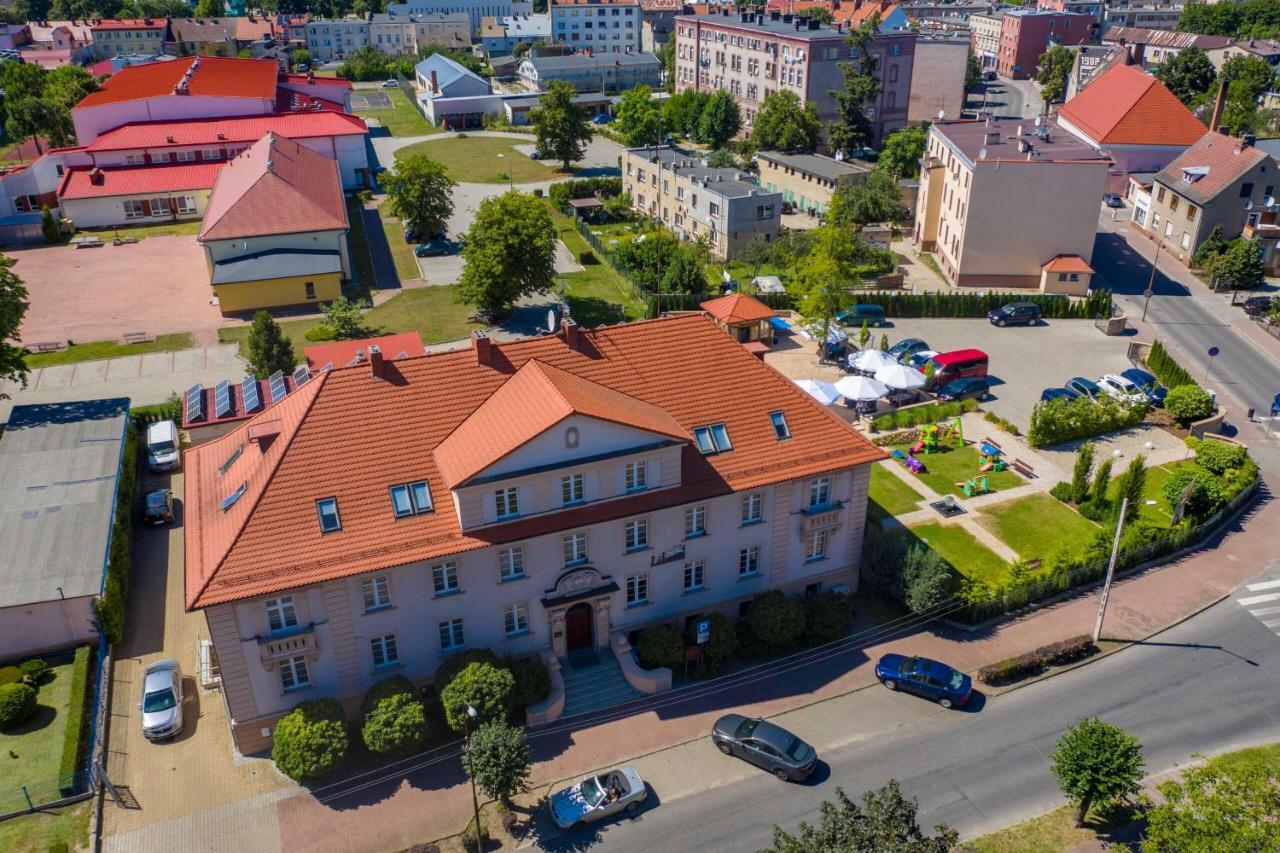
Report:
834,375,889,402
794,379,841,405
875,363,928,390
848,349,897,372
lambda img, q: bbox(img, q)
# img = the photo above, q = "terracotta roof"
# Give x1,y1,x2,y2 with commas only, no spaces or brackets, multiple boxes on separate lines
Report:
198,132,347,242
75,57,279,109
183,314,885,609
85,112,367,153
304,332,426,370
280,73,353,89
1154,131,1271,206
1102,26,1232,52
57,162,222,200
1058,64,1204,147
701,292,777,325
1042,254,1093,273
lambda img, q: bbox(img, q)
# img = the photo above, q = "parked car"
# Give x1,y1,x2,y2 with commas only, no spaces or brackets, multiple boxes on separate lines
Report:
295,63,310,72
414,238,458,257
936,377,990,402
875,654,972,708
140,659,184,741
549,767,648,831
906,350,939,370
834,303,887,327
143,489,174,525
402,227,418,244
1064,376,1103,402
381,78,398,88
886,337,930,362
145,420,181,472
1241,295,1275,317
1119,367,1167,406
1039,386,1080,403
983,70,997,81
591,113,613,124
987,301,1041,327
1103,193,1125,208
711,714,817,781
926,349,989,387
1098,373,1148,406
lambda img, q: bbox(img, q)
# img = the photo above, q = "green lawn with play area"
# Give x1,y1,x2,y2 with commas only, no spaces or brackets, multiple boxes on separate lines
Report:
890,441,1022,498
869,464,925,520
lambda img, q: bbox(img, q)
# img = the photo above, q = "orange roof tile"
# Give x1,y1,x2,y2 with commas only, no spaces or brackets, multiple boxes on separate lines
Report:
57,162,222,200
75,56,279,109
183,314,885,609
1042,255,1093,273
304,332,425,370
1058,64,1204,147
701,292,777,325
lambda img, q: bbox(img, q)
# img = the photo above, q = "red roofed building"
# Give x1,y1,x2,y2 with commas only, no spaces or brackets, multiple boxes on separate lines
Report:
701,292,777,345
183,314,884,752
1057,63,1205,174
56,162,222,228
303,332,426,370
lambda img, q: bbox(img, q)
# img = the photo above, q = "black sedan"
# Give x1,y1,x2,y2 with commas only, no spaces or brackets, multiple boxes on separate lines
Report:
414,238,459,257
143,489,174,525
1241,296,1275,317
711,714,816,781
875,654,972,708
935,377,989,402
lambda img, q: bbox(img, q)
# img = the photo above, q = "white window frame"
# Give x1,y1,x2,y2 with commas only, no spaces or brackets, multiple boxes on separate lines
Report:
362,576,391,611
626,573,649,606
432,561,460,595
265,596,298,634
439,617,465,651
624,518,649,551
808,477,831,509
499,547,525,581
742,493,763,524
175,150,197,162
563,532,587,566
123,199,145,219
280,655,310,691
149,196,170,215
624,461,647,492
739,545,760,577
504,601,529,636
561,473,584,506
317,497,342,532
685,505,706,538
370,633,399,668
805,529,829,562
495,486,520,519
683,559,706,592
175,195,197,215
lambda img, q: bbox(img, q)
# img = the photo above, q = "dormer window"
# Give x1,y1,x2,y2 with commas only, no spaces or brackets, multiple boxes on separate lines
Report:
769,411,790,440
390,481,433,517
494,487,520,519
316,497,341,533
625,461,648,492
693,422,732,454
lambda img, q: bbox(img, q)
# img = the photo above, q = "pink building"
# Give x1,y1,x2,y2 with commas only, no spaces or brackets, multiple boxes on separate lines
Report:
996,9,1093,80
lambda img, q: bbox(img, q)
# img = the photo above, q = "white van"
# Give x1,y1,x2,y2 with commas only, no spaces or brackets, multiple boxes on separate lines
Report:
145,420,181,472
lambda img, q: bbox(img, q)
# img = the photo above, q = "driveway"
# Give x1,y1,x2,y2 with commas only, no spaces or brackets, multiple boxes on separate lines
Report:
11,237,223,347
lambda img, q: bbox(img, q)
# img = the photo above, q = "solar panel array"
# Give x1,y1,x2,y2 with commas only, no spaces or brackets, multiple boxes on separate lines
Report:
268,370,288,404
214,379,233,418
184,384,204,422
241,375,262,412
293,364,311,387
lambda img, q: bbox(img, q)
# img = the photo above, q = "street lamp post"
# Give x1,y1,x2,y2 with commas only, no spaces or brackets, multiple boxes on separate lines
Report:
462,703,485,848
1141,237,1164,323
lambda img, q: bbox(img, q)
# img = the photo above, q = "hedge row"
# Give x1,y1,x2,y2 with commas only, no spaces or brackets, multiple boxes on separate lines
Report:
96,424,138,644
130,396,181,428
872,398,978,431
57,645,94,792
548,177,623,211
839,289,1112,320
1027,395,1147,448
977,635,1097,685
1146,339,1197,389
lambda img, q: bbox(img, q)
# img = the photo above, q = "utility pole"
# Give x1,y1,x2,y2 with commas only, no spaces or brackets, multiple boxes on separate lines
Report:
1141,239,1163,322
462,703,485,846
1093,496,1128,643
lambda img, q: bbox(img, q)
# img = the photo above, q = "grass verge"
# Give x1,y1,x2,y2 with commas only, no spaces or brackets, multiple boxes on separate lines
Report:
0,657,75,812
1108,458,1197,526
958,802,1138,853
26,333,193,368
909,522,1009,585
0,801,91,853
376,200,422,282
82,219,202,239
917,251,950,284
345,196,376,296
977,493,1100,563
352,87,437,137
395,137,559,183
869,463,925,518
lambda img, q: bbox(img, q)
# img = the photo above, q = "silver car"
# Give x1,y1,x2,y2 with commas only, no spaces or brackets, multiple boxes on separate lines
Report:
549,766,647,831
139,659,184,741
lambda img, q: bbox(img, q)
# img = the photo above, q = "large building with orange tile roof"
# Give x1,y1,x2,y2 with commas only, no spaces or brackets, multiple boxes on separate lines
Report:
184,313,883,753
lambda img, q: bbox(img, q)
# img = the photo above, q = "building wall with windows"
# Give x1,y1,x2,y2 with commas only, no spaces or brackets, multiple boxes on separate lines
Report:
305,19,372,62
59,188,211,229
755,150,870,215
90,19,170,57
968,12,1003,70
387,0,536,34
550,0,642,55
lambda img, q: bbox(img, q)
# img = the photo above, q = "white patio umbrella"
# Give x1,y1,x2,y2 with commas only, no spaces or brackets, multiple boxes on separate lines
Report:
835,375,889,402
848,348,897,372
794,379,841,405
875,363,928,390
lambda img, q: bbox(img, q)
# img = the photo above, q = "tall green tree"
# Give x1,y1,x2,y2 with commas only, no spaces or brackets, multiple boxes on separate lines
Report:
792,226,894,353
43,64,98,110
828,170,906,227
0,61,46,103
1155,47,1217,106
1176,1,1244,37
827,17,882,157
1035,44,1075,106
696,89,741,149
656,40,675,92
660,246,709,295
458,191,556,316
319,296,371,340
195,0,225,15
1114,454,1147,524
0,254,29,399
749,90,821,154
965,49,982,90
4,99,73,154
1214,238,1265,290
461,720,532,807
1050,718,1145,825
382,154,456,241
291,48,313,68
1143,758,1280,851
439,662,514,732
614,84,661,147
765,781,958,852
876,127,927,180
531,80,591,172
247,311,297,379
663,88,710,139
1220,54,1277,100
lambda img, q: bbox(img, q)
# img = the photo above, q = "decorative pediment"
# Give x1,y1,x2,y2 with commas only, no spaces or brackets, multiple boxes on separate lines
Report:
542,567,620,608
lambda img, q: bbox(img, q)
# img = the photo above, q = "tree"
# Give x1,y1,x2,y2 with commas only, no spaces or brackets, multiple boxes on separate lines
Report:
828,171,906,227
765,781,958,853
291,48,313,68
663,89,710,139
531,80,591,172
382,154,455,241
705,148,737,168
1070,442,1095,504
440,661,515,733
661,245,709,294
462,720,531,806
1089,458,1113,508
458,191,556,316
1192,223,1227,271
857,318,871,348
272,699,349,782
1219,79,1268,135
43,64,98,110
1214,238,1265,290
1143,759,1280,851
318,295,370,339
656,40,675,91
361,676,428,755
1113,455,1147,524
739,233,775,279
879,332,889,351
1165,384,1214,423
804,5,833,23
195,0,224,15
696,89,741,149
614,84,661,146
1162,464,1223,519
1220,54,1276,101
749,89,821,154
1050,717,1144,825
876,127,927,180
0,254,29,398
247,311,297,379
5,99,73,154
1035,44,1075,106
0,61,46,104
827,17,882,157
1156,48,1217,106
40,206,60,244
965,49,982,90
792,225,895,352
902,546,953,613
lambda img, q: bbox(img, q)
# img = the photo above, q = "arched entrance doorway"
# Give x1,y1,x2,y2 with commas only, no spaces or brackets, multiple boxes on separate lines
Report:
565,603,594,652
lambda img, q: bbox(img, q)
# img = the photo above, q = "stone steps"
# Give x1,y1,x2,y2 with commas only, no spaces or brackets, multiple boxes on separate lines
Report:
560,654,645,719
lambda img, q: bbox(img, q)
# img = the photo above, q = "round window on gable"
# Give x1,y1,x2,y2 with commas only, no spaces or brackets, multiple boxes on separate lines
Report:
565,427,579,449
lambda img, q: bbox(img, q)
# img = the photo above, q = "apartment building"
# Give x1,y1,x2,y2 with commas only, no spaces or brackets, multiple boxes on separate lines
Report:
551,0,643,55
912,117,1111,288
519,50,661,91
305,18,371,62
756,149,871,216
387,0,536,33
1101,3,1183,32
1101,26,1232,67
969,11,1003,70
1205,39,1280,72
90,18,171,56
184,314,881,754
623,146,783,259
481,13,551,55
996,10,1094,80
370,12,473,55
674,9,916,146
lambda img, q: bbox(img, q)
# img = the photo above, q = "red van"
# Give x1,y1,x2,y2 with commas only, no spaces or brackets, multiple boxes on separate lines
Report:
927,349,989,387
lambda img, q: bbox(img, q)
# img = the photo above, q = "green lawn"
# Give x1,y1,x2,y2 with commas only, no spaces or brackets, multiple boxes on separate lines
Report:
909,522,1009,585
1108,458,1197,526
869,463,925,519
377,200,423,282
704,258,791,292
892,443,1023,498
545,202,647,323
395,137,561,183
978,493,1100,563
353,86,438,137
0,801,90,853
345,196,376,296
1205,741,1280,776
81,219,202,239
0,660,75,812
26,333,194,368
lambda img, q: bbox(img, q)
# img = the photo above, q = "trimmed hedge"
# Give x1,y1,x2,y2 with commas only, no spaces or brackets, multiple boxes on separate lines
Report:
96,423,138,644
57,645,94,791
1027,395,1147,448
843,289,1111,320
871,398,977,432
508,655,551,709
0,682,38,729
130,396,180,428
272,698,349,782
1146,340,1197,389
635,623,684,671
977,635,1098,685
361,675,428,756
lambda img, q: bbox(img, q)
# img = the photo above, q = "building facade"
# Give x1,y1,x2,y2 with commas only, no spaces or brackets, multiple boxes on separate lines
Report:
756,149,871,216
1101,3,1183,33
305,18,372,62
969,11,1003,70
908,37,968,122
551,0,643,55
90,18,171,56
481,13,551,55
369,12,473,56
996,10,1094,80
386,0,536,33
518,51,661,91
1101,26,1233,67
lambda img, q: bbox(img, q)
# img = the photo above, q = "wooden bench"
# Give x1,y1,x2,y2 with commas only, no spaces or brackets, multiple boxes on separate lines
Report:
121,331,154,345
980,436,1003,453
1011,458,1036,479
27,341,65,354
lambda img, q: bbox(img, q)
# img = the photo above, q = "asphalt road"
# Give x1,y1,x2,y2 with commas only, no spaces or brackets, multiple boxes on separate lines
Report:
559,595,1280,852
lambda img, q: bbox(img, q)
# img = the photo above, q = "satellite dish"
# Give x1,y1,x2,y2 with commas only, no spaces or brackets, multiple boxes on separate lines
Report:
979,147,988,160
1034,115,1042,127
1245,200,1254,210
547,308,556,332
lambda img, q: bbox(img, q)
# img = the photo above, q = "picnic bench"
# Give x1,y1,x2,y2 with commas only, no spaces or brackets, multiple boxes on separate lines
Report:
122,331,154,345
71,235,103,248
1011,458,1036,479
27,341,65,354
980,437,1002,453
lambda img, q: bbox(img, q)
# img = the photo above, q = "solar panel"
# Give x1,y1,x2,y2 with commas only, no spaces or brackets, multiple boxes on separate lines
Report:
268,370,288,403
214,379,233,418
241,375,262,412
292,364,311,387
184,384,204,423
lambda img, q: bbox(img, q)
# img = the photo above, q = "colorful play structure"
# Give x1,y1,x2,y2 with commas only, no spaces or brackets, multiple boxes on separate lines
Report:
978,440,1007,473
891,417,966,475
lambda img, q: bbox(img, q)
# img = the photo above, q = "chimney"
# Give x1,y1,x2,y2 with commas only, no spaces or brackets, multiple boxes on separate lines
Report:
431,69,438,92
368,344,385,379
985,130,1001,144
89,167,103,185
562,318,582,349
1208,77,1229,135
472,329,494,365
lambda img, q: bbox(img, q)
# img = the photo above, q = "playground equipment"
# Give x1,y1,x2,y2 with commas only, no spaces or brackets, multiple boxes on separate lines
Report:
891,448,927,473
955,477,990,497
977,438,1007,472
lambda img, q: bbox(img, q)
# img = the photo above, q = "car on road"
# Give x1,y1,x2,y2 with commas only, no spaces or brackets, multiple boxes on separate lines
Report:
1241,295,1275,317
936,377,990,402
1039,386,1080,403
983,70,997,81
1098,373,1148,406
381,78,398,88
875,654,972,708
140,659,184,741
1103,193,1125,208
834,303,886,327
906,350,939,370
987,301,1041,327
1064,376,1103,402
414,238,459,257
549,767,647,831
886,337,930,362
145,420,181,472
143,489,174,525
1119,367,1166,406
711,714,817,781
591,113,614,124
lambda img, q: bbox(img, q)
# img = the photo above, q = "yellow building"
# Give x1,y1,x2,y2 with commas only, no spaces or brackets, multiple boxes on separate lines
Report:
756,150,871,217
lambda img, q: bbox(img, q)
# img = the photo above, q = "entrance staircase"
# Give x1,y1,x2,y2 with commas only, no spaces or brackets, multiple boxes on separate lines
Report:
560,649,645,718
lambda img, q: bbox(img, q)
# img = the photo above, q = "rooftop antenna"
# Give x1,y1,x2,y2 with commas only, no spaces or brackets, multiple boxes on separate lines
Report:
978,147,988,160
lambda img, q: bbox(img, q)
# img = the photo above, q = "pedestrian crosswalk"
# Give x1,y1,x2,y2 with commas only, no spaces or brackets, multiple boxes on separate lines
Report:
1237,576,1280,636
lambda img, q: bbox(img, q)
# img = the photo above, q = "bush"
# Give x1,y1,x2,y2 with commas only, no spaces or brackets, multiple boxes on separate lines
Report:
1076,499,1111,522
95,423,138,644
440,662,514,732
635,623,684,670
1070,443,1095,504
1165,384,1213,423
0,682,38,729
1049,481,1073,503
502,811,520,834
745,590,806,654
361,676,428,755
303,325,340,342
688,612,737,673
1027,395,1147,448
977,635,1097,685
903,546,953,613
272,699,349,782
1189,437,1246,476
871,398,978,431
433,649,503,695
982,410,1020,436
576,249,595,264
824,289,1111,320
1146,340,1196,389
19,658,48,684
0,665,19,686
508,655,551,709
58,645,93,792
803,591,854,645
1163,467,1225,521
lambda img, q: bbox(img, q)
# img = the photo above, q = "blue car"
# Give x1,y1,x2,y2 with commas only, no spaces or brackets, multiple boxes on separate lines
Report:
1040,387,1080,403
1119,368,1167,406
876,654,972,708
591,113,614,124
1065,376,1103,402
936,377,989,402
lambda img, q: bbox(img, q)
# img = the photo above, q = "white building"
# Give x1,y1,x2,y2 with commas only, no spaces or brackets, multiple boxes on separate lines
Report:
387,0,535,34
551,0,642,55
481,13,551,56
305,18,372,62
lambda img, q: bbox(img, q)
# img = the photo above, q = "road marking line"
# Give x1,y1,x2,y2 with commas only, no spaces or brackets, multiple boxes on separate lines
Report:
1261,619,1280,629
1237,592,1280,606
1245,579,1280,593
1247,605,1280,618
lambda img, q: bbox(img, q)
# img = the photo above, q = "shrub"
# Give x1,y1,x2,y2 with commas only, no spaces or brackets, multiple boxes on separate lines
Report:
1165,384,1213,423
433,649,503,696
19,658,48,685
1163,466,1225,521
0,665,19,686
982,410,1021,436
303,325,340,342
1049,481,1073,503
871,398,978,431
361,676,428,755
903,546,953,613
502,811,520,834
95,423,138,644
272,699,349,782
58,645,93,792
746,590,806,654
461,720,531,805
635,623,685,670
440,662,514,732
0,682,38,729
977,635,1097,685
1070,443,1095,504
689,612,737,673
1089,458,1113,507
803,591,854,645
1190,438,1246,475
1146,340,1197,389
1027,396,1146,448
508,655,551,709
1076,499,1111,522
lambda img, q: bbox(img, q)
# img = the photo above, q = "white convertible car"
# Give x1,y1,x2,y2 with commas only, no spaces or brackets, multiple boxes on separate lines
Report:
549,766,648,831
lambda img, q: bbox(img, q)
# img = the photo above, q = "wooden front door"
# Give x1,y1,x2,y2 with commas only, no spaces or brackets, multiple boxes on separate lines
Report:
565,603,593,652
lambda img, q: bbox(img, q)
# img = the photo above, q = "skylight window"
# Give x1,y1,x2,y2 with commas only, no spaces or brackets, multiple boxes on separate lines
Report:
220,482,247,512
219,444,244,476
390,481,433,517
769,411,790,440
693,423,733,454
316,497,342,533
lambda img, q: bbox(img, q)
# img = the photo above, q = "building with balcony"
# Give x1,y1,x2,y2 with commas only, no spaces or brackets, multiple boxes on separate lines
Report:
183,314,882,754
551,0,643,55
995,9,1094,80
305,17,371,62
481,13,551,55
1100,3,1184,33
969,11,1003,70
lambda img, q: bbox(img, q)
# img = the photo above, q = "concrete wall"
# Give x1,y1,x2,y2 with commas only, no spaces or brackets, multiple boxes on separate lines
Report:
61,189,211,229
73,95,275,145
0,596,98,660
214,271,343,314
909,39,968,123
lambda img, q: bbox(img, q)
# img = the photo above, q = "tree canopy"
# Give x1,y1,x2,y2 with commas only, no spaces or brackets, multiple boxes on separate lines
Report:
247,311,296,379
615,85,661,147
791,226,895,350
1177,0,1280,39
663,89,710,139
697,89,742,149
765,781,958,853
1142,756,1280,852
965,50,982,90
876,127,927,180
1155,48,1217,106
382,154,456,241
1050,717,1145,824
750,90,821,154
462,720,532,806
828,171,906,228
827,18,881,157
458,191,557,317
0,254,29,399
531,80,592,171
1036,44,1075,105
